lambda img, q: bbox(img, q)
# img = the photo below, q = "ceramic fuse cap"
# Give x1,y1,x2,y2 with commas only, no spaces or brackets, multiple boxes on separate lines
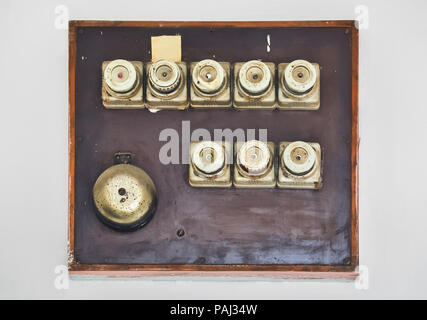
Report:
191,141,225,176
282,141,316,176
93,164,157,231
238,60,272,95
283,59,317,95
192,59,225,94
237,140,271,176
149,60,181,94
104,59,138,93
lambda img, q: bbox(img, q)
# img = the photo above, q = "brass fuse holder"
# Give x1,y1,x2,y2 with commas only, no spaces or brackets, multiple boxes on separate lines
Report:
277,141,322,189
146,59,188,111
93,153,157,231
102,59,144,109
233,140,276,188
190,59,232,109
189,141,232,187
233,60,276,110
278,59,320,110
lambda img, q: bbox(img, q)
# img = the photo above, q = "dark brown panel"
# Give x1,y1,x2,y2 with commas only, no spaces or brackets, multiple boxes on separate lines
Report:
69,21,358,274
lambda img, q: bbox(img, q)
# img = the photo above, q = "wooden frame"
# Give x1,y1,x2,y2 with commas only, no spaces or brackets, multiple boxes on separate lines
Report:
68,20,359,279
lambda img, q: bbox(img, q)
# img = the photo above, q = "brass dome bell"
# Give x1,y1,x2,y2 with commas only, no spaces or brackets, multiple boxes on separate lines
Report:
93,154,157,231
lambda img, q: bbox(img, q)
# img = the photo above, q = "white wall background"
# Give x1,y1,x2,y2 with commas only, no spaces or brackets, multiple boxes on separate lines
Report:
0,0,426,299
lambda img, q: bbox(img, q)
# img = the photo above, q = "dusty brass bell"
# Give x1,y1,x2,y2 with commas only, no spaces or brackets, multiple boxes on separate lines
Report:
93,155,157,231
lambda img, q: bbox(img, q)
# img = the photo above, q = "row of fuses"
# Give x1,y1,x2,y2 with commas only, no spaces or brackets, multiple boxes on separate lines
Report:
189,140,322,189
102,59,320,111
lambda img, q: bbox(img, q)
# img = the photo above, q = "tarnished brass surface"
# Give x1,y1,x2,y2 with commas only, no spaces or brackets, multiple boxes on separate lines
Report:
93,164,157,231
234,61,276,109
277,141,322,189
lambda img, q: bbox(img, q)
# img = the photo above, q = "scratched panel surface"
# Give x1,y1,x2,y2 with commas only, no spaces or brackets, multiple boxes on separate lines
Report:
74,26,352,265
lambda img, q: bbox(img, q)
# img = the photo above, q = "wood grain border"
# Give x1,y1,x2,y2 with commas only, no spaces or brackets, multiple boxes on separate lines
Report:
68,20,359,279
